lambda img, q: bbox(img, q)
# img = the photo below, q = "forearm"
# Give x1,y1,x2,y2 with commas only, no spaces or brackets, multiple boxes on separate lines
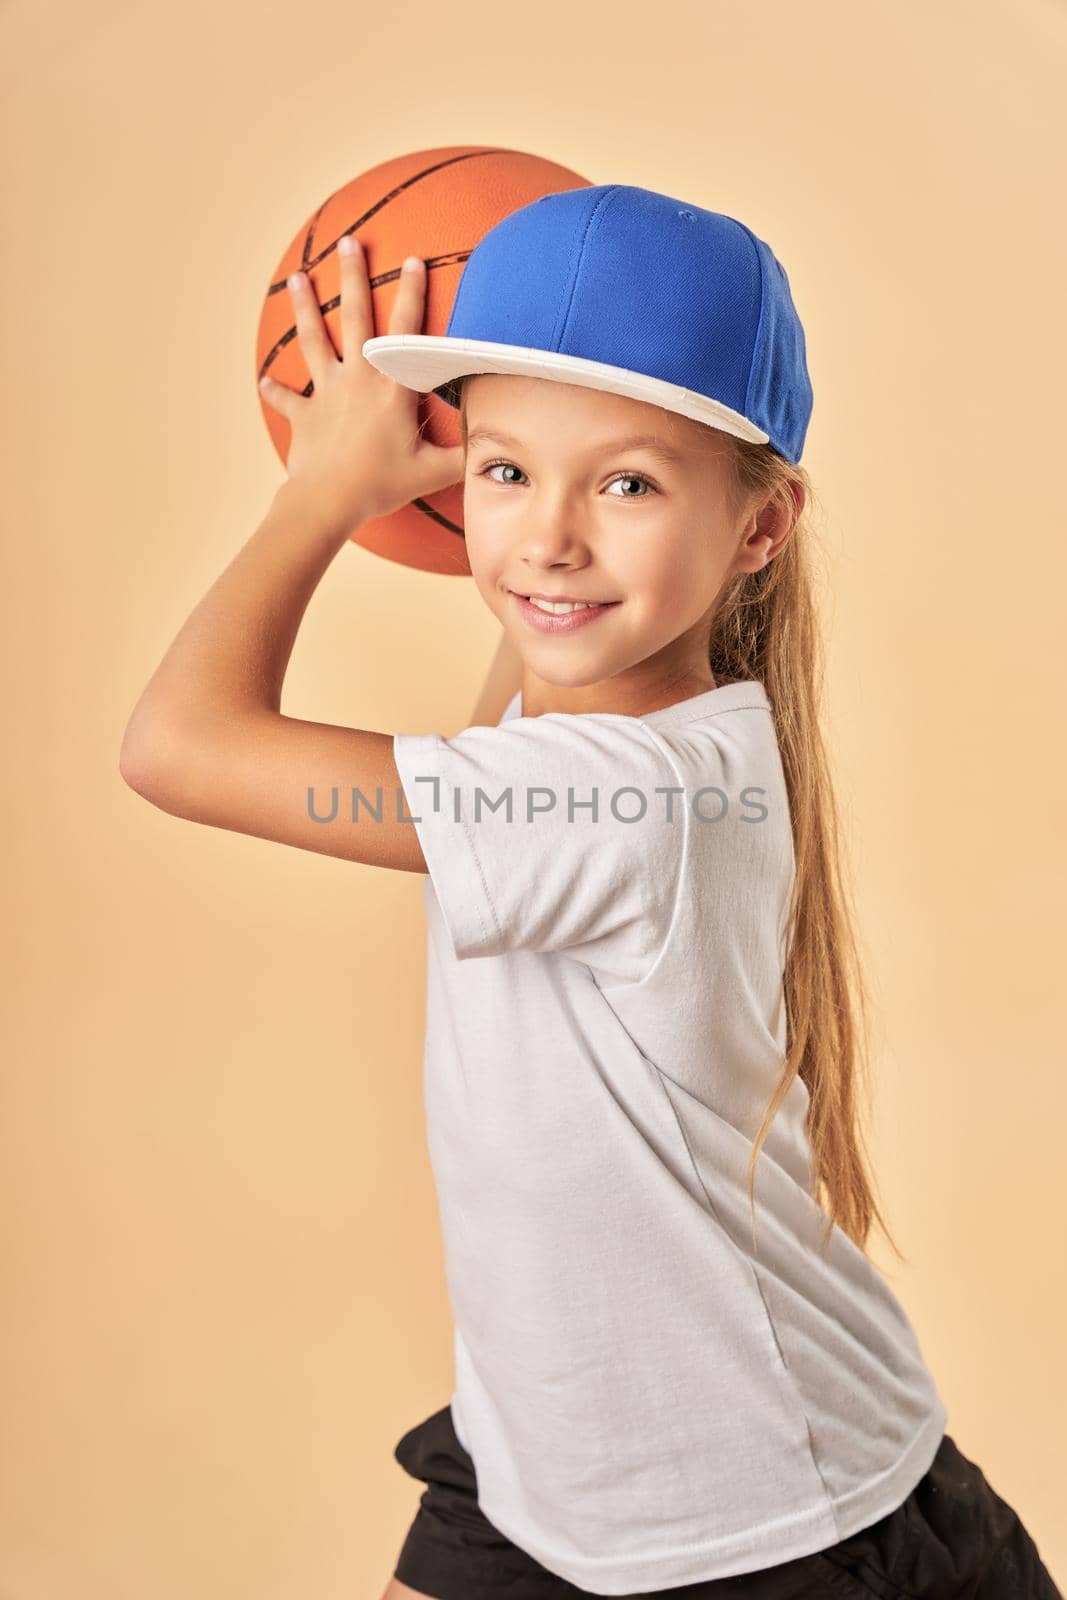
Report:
469,628,524,727
121,485,356,761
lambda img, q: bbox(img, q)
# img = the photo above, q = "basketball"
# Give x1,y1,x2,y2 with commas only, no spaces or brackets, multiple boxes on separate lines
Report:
255,146,592,577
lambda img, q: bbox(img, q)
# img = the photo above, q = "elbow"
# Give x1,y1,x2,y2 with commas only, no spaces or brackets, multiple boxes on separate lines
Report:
118,709,191,811
118,711,147,790
118,736,159,802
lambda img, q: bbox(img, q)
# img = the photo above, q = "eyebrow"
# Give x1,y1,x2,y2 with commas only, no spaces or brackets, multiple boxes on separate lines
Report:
462,426,690,468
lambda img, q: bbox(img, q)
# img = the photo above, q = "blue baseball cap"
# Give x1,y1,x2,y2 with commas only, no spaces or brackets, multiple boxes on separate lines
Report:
362,183,813,465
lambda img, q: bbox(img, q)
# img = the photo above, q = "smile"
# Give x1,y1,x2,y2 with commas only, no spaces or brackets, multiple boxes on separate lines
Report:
511,593,622,634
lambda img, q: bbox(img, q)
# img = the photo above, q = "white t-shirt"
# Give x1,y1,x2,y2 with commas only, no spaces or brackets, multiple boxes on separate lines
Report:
391,679,948,1593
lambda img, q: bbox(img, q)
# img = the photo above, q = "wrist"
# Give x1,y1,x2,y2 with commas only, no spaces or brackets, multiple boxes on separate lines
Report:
271,480,367,543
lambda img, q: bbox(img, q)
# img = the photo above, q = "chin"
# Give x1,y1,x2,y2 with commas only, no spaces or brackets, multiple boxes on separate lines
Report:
529,662,616,690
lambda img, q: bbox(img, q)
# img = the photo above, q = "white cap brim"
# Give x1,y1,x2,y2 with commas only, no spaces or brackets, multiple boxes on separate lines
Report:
361,334,769,447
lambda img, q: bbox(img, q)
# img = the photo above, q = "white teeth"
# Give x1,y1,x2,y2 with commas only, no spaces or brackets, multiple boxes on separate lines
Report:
527,597,594,614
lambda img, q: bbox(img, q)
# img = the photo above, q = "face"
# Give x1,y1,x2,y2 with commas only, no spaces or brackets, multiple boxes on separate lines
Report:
461,374,788,717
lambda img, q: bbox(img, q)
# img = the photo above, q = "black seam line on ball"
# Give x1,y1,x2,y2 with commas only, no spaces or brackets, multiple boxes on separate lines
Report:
412,498,464,537
302,148,509,277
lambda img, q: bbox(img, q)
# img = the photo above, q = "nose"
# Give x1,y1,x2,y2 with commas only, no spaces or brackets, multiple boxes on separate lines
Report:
515,491,592,572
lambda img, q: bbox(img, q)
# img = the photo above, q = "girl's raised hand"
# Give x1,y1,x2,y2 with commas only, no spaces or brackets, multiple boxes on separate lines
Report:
258,237,466,532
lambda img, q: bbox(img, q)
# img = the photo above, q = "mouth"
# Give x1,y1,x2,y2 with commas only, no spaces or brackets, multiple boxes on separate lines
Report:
509,590,622,634
509,589,621,608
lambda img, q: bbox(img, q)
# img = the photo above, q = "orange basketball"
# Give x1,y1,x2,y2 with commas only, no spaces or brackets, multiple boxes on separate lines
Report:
255,146,592,577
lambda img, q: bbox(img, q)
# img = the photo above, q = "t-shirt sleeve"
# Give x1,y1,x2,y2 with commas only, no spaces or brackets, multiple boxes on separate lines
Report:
391,712,688,984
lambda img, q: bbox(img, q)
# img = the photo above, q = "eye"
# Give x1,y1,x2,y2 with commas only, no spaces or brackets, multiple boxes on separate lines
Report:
478,460,658,498
604,472,656,499
480,460,527,486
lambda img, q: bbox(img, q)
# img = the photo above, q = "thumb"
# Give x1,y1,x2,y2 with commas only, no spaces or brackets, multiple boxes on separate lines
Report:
413,442,466,499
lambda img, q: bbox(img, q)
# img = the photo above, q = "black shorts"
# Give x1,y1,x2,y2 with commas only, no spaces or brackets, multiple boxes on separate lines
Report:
391,1404,1061,1600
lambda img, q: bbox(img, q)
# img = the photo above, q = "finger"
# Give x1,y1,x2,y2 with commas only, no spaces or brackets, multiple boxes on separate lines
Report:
413,441,467,499
338,234,373,363
385,254,428,338
287,271,338,387
257,372,300,418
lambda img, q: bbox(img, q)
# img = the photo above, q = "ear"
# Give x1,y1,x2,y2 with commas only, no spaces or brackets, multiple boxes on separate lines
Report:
735,484,799,574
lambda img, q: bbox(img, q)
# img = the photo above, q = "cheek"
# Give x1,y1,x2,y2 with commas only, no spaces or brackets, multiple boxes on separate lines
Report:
462,527,515,614
462,515,507,575
621,530,721,635
630,532,708,604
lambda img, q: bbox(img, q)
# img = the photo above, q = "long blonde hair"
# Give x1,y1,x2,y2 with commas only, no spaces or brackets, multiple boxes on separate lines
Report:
717,432,902,1265
454,376,902,1266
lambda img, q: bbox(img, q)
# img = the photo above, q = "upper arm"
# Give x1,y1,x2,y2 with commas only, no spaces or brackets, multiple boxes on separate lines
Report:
120,709,429,873
391,713,688,983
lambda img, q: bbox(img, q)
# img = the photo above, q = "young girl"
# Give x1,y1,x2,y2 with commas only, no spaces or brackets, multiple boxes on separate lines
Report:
119,185,1060,1598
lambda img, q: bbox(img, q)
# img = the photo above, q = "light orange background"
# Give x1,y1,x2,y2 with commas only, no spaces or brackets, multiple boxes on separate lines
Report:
2,0,1064,1594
